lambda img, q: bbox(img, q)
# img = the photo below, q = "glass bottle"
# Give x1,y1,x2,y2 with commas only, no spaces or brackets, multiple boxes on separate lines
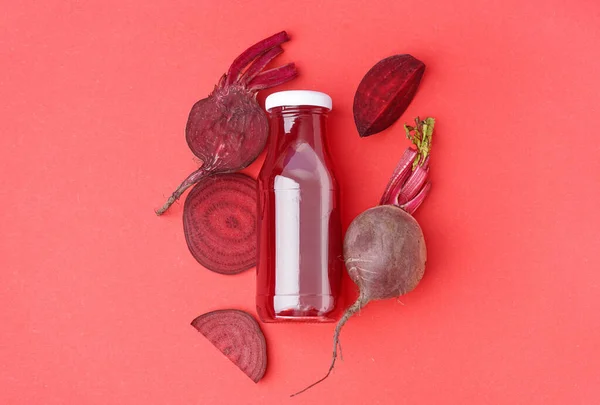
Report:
256,90,342,323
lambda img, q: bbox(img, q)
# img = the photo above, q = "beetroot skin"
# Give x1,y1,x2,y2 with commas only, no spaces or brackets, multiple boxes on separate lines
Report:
293,117,435,396
191,309,267,383
345,206,426,300
183,173,257,275
156,31,297,215
353,55,425,138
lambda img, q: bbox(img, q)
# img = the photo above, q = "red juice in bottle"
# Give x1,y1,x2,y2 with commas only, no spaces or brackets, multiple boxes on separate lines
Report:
256,91,342,323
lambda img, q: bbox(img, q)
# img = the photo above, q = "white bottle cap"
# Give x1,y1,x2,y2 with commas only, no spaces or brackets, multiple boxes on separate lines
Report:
265,90,332,111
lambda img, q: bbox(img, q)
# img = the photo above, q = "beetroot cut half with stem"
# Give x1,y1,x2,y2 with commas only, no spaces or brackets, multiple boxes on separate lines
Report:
183,173,257,275
191,309,267,383
156,31,298,215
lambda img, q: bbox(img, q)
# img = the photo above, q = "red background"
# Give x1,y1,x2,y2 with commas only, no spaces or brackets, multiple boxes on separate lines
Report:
2,0,600,404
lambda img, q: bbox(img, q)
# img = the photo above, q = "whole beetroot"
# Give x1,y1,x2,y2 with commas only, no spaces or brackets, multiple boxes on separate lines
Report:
344,205,426,302
293,117,435,396
156,31,297,215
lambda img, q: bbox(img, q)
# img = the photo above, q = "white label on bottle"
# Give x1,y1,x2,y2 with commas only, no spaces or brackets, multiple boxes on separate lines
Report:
274,175,301,299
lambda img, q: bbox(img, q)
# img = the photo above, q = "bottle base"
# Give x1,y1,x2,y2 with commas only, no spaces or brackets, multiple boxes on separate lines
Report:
259,313,339,323
256,294,341,323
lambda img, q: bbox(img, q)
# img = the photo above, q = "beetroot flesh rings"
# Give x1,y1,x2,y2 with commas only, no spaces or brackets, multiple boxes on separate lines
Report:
183,173,257,275
353,54,425,138
156,31,298,215
191,309,267,383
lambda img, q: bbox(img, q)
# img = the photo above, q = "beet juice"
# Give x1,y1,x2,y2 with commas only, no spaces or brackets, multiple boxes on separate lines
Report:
256,91,342,322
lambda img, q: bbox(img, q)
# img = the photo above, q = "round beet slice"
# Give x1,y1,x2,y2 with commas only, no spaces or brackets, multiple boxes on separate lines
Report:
183,173,257,274
191,309,267,383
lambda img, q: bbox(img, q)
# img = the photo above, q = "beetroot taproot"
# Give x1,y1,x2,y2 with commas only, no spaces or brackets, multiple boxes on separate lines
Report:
191,309,267,383
292,117,435,396
353,55,425,138
156,31,297,215
183,173,257,275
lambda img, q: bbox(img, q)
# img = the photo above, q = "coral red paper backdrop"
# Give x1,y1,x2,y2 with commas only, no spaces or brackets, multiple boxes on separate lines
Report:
1,0,599,404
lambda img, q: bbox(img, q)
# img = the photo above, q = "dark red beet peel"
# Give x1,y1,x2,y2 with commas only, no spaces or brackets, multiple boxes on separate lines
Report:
183,173,257,275
292,117,435,397
353,55,425,138
191,309,267,383
156,31,297,215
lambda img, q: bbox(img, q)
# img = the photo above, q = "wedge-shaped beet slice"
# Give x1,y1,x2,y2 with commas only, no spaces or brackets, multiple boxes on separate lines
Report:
191,309,267,383
353,54,425,138
183,173,257,274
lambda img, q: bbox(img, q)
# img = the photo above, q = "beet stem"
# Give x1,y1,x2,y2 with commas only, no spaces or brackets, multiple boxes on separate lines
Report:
217,73,227,89
240,45,284,85
380,117,435,213
380,148,417,205
226,31,289,86
247,63,298,92
155,166,209,215
290,296,367,397
397,165,429,205
401,182,431,214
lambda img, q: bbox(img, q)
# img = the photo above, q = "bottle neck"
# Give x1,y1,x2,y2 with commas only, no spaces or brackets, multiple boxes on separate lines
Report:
268,106,329,150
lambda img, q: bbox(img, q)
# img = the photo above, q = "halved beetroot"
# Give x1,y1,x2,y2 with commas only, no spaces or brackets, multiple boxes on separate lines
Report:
191,309,267,383
156,31,297,215
183,173,257,275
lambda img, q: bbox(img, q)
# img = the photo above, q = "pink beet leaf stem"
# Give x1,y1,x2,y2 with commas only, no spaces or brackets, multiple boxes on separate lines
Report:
380,117,435,214
240,46,284,85
226,31,290,85
247,63,298,91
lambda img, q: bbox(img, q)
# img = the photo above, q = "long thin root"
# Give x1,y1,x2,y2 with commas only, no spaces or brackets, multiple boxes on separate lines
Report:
290,296,367,397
